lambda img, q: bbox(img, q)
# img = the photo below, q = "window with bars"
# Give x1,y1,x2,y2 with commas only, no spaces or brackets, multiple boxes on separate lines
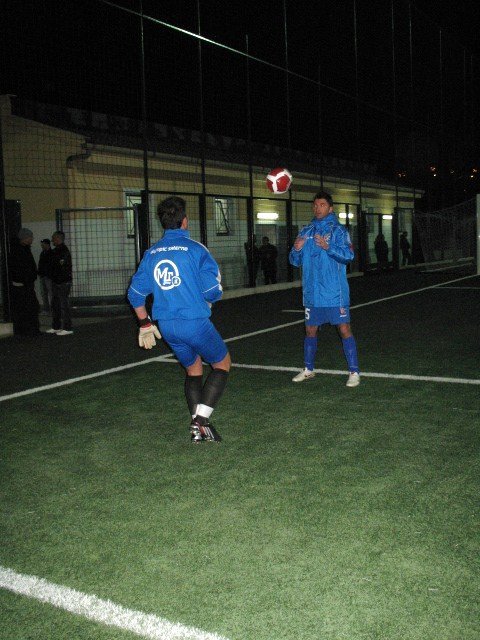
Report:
124,192,141,237
214,197,234,235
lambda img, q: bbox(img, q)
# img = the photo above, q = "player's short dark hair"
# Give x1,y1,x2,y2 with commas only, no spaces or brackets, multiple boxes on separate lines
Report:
52,230,65,241
313,191,333,206
158,196,187,229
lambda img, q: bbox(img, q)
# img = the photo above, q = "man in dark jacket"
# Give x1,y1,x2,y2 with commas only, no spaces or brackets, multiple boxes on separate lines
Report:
46,230,73,336
8,228,40,336
374,233,389,270
258,236,278,284
400,231,412,266
244,235,260,286
38,238,53,313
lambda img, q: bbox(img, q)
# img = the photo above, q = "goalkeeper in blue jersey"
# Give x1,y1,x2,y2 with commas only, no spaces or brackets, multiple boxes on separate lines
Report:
289,191,360,387
127,196,231,443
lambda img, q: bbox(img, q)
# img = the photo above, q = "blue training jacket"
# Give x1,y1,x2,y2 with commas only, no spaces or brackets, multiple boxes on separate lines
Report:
289,213,354,308
127,228,223,320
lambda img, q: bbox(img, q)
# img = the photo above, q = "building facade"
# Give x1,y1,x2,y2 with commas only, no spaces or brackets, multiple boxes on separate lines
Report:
1,95,418,304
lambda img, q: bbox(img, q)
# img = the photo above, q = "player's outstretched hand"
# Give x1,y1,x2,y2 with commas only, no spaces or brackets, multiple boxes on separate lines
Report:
138,322,161,349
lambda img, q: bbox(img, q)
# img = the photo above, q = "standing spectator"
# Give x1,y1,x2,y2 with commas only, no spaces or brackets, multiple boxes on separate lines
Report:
258,236,278,284
47,230,73,336
374,233,389,270
400,231,412,266
289,191,360,387
8,228,40,336
244,234,260,286
38,238,53,314
128,196,230,443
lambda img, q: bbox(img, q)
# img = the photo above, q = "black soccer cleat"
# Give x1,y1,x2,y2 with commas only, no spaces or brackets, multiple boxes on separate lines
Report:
199,421,222,443
189,419,222,443
190,420,204,444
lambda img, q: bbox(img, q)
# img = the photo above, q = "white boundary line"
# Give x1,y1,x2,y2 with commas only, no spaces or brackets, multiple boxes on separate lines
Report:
1,273,478,403
0,357,171,403
0,566,229,640
436,286,480,290
282,273,479,313
141,357,480,386
231,363,480,386
350,273,477,309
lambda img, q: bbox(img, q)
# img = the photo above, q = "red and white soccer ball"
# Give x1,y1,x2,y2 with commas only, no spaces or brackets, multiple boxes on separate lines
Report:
266,167,292,194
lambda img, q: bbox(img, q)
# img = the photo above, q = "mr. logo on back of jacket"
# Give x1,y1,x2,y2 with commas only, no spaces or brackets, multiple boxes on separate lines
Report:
154,259,182,290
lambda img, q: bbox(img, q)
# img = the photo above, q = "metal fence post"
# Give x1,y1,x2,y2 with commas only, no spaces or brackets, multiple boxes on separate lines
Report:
358,206,367,272
138,191,150,258
199,193,207,247
286,197,293,282
246,196,255,287
392,207,400,270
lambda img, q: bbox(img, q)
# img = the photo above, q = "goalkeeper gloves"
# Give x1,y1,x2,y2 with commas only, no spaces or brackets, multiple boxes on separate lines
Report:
138,317,161,349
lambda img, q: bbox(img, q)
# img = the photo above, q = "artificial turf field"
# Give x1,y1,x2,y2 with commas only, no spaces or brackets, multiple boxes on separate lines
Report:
1,267,479,640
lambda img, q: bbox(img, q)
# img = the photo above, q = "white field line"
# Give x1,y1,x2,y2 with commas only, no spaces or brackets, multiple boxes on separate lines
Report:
0,356,172,403
420,262,474,272
436,286,480,290
231,362,480,386
1,273,478,403
0,566,230,640
282,273,479,314
36,350,480,384
148,358,480,386
350,273,477,309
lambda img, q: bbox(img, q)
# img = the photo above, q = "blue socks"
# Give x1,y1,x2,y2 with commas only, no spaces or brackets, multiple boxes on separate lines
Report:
304,337,317,371
342,336,359,373
304,335,359,373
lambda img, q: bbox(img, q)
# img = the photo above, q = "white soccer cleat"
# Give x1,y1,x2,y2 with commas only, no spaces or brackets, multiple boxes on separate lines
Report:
45,328,60,334
56,329,74,336
346,372,360,387
292,368,315,383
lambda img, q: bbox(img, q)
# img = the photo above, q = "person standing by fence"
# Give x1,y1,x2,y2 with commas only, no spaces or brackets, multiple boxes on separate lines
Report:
258,236,278,284
244,235,260,286
400,231,412,266
38,238,53,314
374,233,389,270
8,228,40,337
46,231,73,336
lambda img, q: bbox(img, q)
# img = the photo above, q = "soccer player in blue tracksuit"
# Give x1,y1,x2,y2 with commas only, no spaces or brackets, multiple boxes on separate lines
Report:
127,196,231,442
289,190,360,387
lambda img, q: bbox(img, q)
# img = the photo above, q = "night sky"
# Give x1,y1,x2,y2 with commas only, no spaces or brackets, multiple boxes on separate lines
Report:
3,0,480,113
2,0,480,193
414,0,480,55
